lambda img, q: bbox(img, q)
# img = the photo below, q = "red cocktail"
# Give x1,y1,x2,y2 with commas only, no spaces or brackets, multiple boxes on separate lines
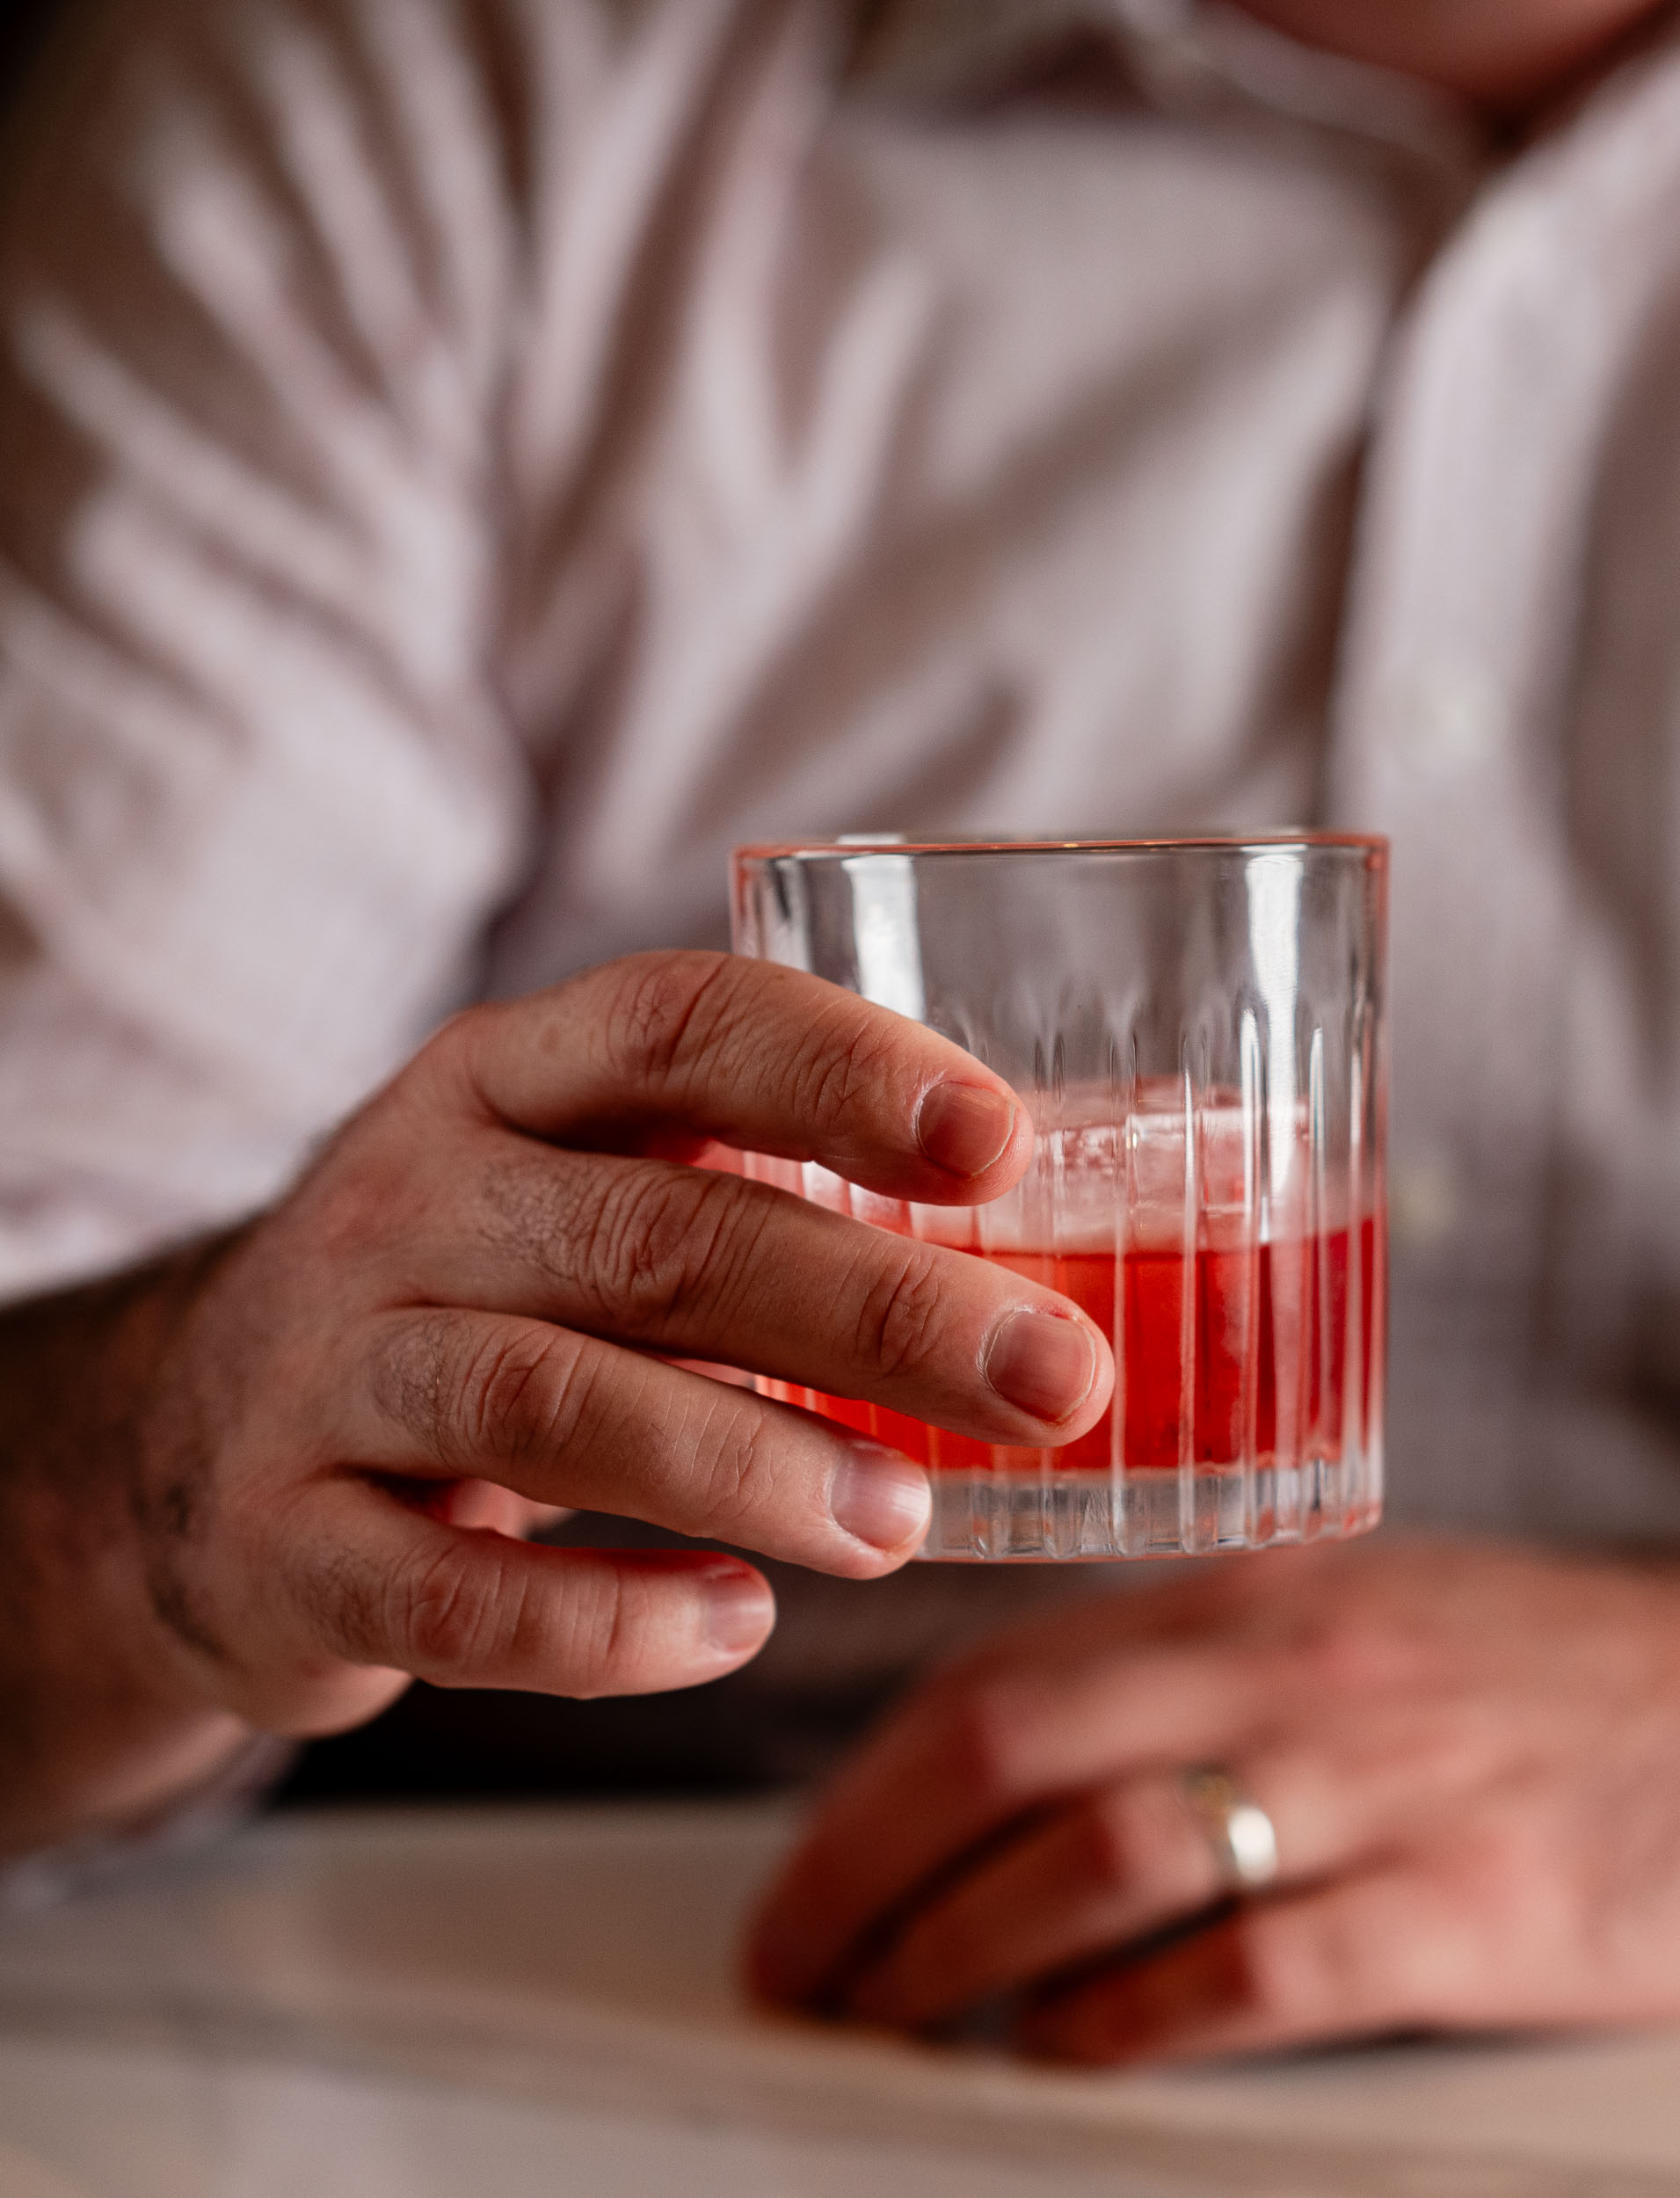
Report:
753,1091,1385,1555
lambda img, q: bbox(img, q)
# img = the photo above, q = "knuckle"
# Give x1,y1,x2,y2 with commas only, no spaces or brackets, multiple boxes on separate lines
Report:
453,1321,592,1469
564,1564,637,1699
1073,1789,1167,1896
789,1004,898,1139
415,1001,502,1115
934,1672,1044,1802
584,1166,759,1331
1287,1610,1422,1698
684,1389,780,1538
854,1241,951,1380
289,1111,426,1268
395,1539,505,1672
304,1166,397,1269
603,952,742,1093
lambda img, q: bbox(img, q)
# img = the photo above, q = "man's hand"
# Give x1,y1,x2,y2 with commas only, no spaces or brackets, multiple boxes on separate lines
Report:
749,1539,1680,2062
0,950,1113,1852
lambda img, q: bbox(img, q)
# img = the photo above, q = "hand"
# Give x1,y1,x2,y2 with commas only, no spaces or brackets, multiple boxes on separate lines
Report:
748,1538,1680,2063
69,951,1111,1751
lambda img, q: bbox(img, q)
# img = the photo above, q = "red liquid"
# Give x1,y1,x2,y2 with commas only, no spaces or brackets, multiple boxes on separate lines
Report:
769,1214,1383,1477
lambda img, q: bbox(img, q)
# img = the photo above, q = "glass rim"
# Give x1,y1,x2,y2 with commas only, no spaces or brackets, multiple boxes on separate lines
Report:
733,830,1387,865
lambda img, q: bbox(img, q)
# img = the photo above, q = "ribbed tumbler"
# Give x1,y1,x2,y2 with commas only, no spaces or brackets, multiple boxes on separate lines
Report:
731,837,1387,1561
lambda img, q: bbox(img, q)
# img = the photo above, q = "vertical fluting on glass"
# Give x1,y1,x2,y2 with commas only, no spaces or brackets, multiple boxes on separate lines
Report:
1239,1005,1265,1547
978,1023,1007,1561
1305,1021,1328,1538
1110,1023,1135,1558
1347,1032,1368,1522
1045,1026,1077,1561
1174,1049,1198,1555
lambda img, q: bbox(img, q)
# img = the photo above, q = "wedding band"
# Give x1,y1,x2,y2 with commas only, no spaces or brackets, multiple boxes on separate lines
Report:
1181,1766,1280,1892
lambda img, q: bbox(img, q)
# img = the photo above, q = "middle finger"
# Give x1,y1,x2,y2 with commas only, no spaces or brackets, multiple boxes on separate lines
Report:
399,1136,1112,1446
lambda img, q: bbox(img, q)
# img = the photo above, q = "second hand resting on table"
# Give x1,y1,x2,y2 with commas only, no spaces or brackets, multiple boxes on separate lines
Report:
751,1539,1680,2062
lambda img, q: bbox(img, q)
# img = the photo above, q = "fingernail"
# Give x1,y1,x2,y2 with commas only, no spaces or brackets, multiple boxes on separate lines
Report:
700,1565,777,1659
985,1308,1097,1425
829,1443,932,1553
916,1080,1017,1180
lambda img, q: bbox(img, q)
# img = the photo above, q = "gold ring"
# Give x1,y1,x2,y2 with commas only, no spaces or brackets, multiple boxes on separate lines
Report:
1181,1766,1280,1892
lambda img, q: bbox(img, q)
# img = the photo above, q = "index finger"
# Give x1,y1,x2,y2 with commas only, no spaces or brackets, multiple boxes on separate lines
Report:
436,952,1034,1205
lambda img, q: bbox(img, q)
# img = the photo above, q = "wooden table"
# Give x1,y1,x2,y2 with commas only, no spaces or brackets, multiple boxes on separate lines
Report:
1,1803,1676,2197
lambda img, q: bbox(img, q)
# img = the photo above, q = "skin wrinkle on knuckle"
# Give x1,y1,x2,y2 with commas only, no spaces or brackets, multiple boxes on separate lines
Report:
568,1163,710,1330
475,1146,745,1340
854,1241,952,1384
604,952,740,1099
677,1175,779,1332
455,1324,593,1471
395,1537,503,1675
613,1166,769,1335
571,1561,638,1698
684,1387,780,1539
477,1551,555,1680
791,1003,898,1146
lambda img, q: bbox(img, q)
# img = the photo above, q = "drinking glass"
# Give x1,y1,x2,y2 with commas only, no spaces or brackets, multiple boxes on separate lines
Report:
731,836,1387,1561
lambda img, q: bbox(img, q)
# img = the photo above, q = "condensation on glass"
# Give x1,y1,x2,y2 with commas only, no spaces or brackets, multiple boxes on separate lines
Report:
732,837,1388,1561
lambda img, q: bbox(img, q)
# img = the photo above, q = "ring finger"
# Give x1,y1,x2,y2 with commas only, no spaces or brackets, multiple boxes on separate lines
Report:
331,1306,938,1575
843,1750,1399,2030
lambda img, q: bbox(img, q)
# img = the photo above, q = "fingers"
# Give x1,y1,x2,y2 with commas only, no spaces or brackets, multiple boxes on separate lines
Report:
748,1641,1275,2006
394,1142,1110,1446
437,953,1034,1205
846,1774,1226,2027
839,1736,1462,2028
257,1475,779,1722
748,1549,1467,2013
339,1307,935,1575
1019,1866,1478,2064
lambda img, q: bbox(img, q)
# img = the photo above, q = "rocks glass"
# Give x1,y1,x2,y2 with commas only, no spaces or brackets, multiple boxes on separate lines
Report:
731,837,1387,1561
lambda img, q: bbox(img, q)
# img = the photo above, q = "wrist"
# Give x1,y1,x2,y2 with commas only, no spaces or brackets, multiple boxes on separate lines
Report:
0,1233,260,1852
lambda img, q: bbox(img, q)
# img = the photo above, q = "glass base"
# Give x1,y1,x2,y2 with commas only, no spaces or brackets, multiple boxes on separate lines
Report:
919,1459,1382,1562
